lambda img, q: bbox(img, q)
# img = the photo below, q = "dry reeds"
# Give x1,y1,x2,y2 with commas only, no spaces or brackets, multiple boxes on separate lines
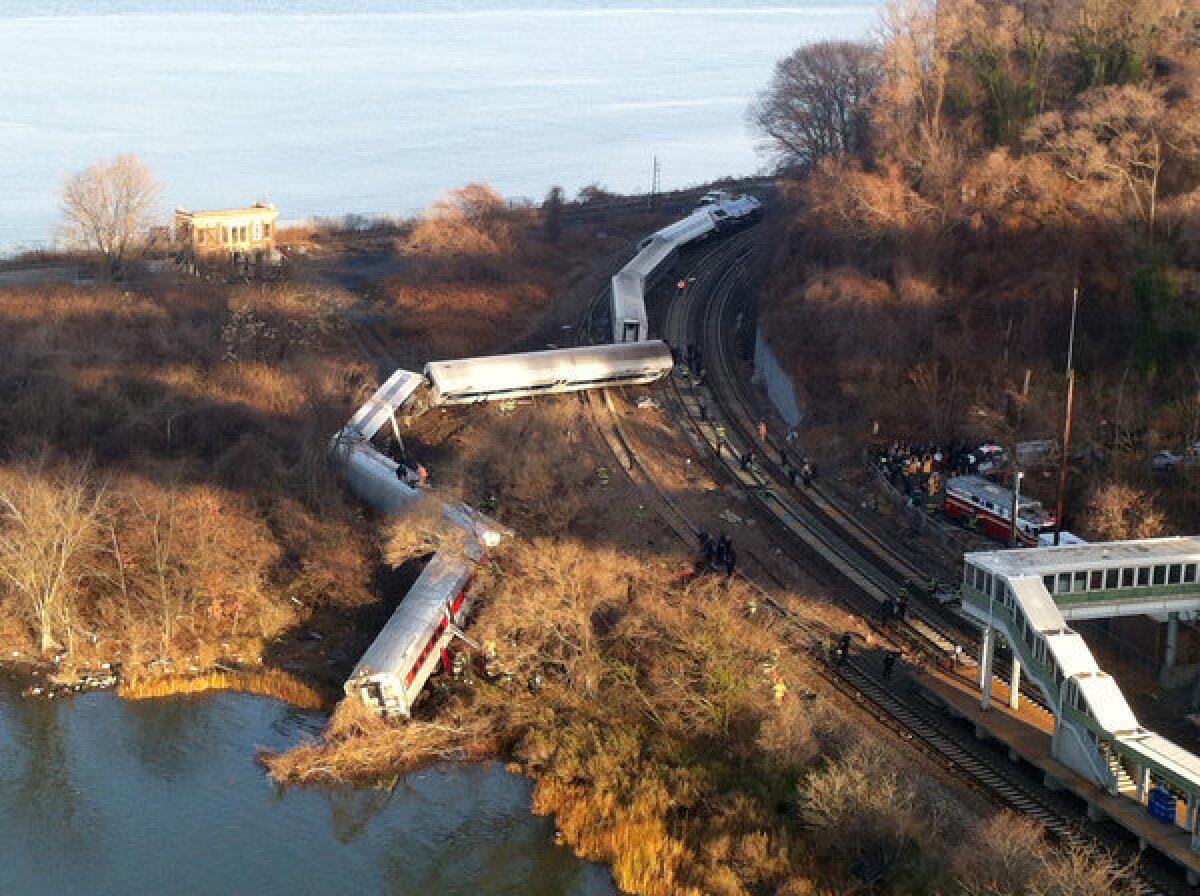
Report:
119,667,326,710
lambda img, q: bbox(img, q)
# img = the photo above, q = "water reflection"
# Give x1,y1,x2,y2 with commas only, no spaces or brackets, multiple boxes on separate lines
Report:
0,682,613,896
0,692,105,867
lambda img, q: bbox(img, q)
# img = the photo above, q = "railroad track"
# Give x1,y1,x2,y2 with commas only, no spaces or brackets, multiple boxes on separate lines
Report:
577,226,1175,895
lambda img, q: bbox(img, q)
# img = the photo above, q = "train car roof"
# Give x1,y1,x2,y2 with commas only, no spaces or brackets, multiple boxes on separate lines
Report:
350,551,472,682
346,368,424,440
653,210,714,245
967,536,1200,578
947,475,1041,506
425,341,672,396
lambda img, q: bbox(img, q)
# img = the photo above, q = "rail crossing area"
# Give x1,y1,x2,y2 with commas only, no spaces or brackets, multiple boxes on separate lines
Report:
921,537,1200,883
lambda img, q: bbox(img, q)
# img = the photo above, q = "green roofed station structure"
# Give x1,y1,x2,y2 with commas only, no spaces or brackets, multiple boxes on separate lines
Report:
962,537,1200,874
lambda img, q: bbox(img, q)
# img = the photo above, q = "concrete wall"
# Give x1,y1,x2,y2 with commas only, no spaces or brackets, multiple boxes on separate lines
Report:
754,325,802,428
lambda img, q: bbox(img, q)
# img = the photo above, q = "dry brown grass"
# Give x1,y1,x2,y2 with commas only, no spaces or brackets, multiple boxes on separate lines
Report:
264,401,1140,895
119,668,325,710
0,276,375,676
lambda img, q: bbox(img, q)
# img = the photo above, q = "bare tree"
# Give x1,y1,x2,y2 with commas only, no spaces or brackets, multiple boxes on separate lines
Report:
541,186,565,243
1082,480,1166,540
751,41,880,171
59,154,162,275
0,461,106,653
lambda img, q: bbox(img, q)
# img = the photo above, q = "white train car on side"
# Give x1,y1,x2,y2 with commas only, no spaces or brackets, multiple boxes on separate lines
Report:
344,550,475,717
424,340,673,405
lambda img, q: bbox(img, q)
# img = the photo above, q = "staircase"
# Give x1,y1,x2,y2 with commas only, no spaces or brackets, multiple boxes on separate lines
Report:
1101,741,1138,797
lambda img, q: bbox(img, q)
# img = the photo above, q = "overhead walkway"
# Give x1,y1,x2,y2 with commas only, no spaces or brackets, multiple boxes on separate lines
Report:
961,537,1200,872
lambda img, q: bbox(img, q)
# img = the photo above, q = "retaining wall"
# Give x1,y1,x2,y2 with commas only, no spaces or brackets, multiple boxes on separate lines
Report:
753,325,803,428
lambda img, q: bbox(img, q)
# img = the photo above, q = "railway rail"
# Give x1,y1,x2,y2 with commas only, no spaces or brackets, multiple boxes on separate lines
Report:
578,226,1179,894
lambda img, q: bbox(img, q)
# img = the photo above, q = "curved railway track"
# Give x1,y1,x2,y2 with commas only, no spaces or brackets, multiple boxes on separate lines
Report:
578,225,1178,895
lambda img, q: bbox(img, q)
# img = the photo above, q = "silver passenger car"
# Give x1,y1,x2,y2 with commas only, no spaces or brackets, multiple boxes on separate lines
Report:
424,340,673,405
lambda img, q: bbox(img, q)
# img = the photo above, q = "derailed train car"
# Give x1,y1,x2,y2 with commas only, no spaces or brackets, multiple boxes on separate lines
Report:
344,551,475,716
611,191,760,343
424,340,674,405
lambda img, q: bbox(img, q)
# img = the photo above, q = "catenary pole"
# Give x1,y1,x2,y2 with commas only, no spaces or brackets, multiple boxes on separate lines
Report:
1054,286,1079,546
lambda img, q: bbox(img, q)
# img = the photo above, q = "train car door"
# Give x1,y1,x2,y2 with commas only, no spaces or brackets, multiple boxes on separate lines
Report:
622,320,641,342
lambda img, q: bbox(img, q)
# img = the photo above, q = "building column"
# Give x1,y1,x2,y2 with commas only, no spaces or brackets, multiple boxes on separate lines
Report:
1187,793,1198,835
1160,612,1180,686
1009,655,1022,711
979,626,995,711
1136,764,1151,804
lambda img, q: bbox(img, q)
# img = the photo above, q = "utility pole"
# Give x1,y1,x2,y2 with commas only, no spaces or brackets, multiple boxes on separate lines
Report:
1054,286,1079,546
1010,470,1025,547
650,155,660,207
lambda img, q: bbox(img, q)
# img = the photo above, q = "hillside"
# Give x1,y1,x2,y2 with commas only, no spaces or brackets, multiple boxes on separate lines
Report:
756,0,1200,532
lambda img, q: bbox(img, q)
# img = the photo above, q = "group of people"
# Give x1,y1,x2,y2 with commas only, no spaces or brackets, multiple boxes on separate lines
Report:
872,439,997,501
698,530,737,576
830,632,901,681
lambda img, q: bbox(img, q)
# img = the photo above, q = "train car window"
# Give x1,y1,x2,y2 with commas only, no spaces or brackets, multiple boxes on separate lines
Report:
1043,574,1055,593
1058,572,1071,593
1090,570,1103,589
984,573,993,595
1105,569,1119,589
1186,564,1197,584
1121,568,1135,587
1137,567,1151,586
1153,565,1167,586
1073,571,1088,591
1169,564,1183,585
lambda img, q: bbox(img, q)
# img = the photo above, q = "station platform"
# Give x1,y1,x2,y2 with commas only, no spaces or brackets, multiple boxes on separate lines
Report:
913,664,1200,883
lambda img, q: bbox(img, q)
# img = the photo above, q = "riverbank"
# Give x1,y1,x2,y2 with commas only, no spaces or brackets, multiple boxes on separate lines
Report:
0,187,675,709
260,398,1143,896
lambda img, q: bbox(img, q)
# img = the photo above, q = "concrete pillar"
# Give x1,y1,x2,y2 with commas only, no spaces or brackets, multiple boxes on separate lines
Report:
1161,612,1180,686
979,626,995,711
1009,655,1022,711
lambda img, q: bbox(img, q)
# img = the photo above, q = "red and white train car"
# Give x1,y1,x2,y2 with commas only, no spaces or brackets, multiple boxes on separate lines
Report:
944,475,1056,547
344,551,475,717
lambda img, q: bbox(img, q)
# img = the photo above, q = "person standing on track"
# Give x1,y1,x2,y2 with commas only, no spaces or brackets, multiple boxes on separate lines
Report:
757,420,768,444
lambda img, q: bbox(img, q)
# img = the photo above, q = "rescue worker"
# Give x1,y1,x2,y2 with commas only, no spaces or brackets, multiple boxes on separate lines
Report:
882,651,898,681
416,463,429,488
801,461,813,487
773,677,788,704
716,533,731,569
757,420,768,443
724,542,737,576
715,425,727,458
741,449,755,472
834,633,852,667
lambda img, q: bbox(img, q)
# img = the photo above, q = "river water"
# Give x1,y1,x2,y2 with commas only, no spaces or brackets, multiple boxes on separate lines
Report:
0,681,614,895
0,0,878,249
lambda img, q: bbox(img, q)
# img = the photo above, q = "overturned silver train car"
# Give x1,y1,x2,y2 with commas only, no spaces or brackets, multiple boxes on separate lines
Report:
343,551,475,716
